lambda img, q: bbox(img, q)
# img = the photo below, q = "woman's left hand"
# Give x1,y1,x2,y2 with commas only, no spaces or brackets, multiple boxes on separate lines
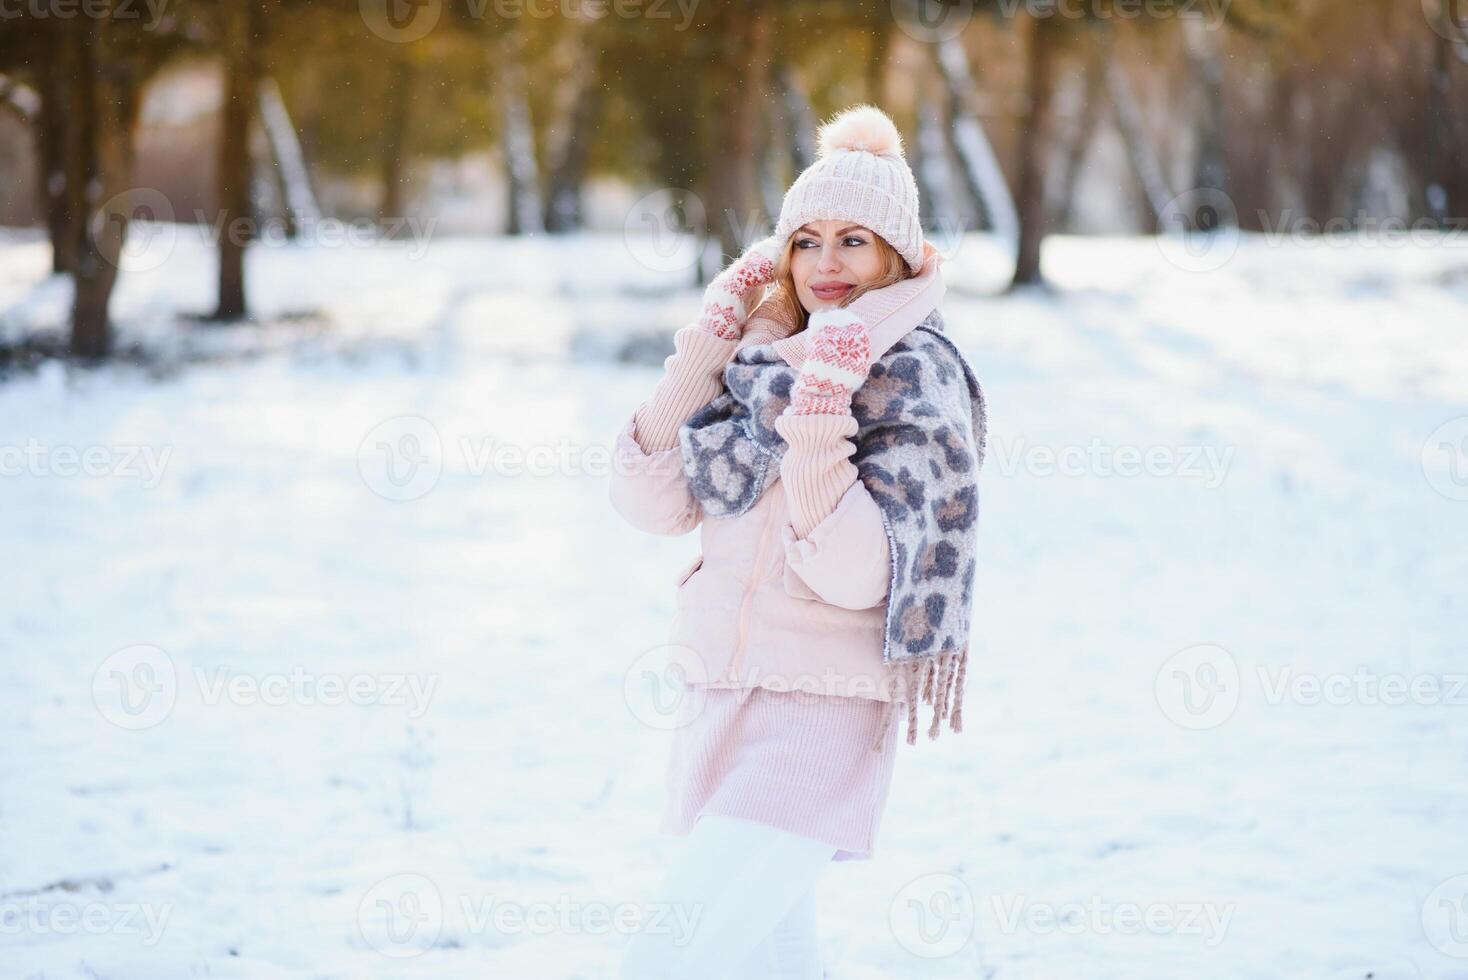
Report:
787,309,872,416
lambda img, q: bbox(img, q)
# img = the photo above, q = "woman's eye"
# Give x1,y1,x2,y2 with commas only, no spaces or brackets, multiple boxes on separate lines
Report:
794,236,865,248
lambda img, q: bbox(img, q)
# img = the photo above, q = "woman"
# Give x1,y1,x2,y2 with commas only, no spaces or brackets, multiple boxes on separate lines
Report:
611,104,988,978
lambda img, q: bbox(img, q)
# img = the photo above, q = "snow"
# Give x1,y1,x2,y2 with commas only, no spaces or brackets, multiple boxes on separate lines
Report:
1,225,1466,978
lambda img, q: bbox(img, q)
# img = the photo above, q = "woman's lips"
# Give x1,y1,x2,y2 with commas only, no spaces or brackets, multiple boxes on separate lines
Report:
810,283,852,300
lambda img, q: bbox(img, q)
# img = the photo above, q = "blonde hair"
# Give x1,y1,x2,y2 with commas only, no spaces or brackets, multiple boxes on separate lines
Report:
763,229,914,333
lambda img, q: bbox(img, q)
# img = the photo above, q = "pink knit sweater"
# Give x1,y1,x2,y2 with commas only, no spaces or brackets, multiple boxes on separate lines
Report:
630,315,901,860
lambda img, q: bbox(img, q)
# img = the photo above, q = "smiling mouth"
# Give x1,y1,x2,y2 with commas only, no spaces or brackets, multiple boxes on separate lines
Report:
810,283,852,299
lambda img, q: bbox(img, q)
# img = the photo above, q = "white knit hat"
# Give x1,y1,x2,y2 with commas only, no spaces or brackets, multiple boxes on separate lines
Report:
773,104,924,272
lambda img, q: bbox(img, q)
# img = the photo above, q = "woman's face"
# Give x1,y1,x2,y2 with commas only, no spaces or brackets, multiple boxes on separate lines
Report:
787,220,886,313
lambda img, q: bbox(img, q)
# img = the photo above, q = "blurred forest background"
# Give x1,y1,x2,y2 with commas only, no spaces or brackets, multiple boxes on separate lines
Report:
0,0,1464,358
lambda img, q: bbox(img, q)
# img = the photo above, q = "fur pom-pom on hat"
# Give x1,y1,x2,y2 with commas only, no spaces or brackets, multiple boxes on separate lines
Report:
816,104,906,159
774,104,925,271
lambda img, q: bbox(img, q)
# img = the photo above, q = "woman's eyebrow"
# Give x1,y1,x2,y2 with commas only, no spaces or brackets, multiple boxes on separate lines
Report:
794,224,866,236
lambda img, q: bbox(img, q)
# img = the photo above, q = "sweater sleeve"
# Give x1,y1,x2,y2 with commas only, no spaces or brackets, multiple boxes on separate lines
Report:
631,325,739,453
608,325,737,537
773,410,892,610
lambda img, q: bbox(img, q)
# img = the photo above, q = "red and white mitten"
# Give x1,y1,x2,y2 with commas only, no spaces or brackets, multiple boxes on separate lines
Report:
787,309,872,416
695,235,785,341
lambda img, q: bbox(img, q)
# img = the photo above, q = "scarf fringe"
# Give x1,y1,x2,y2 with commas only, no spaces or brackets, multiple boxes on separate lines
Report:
871,645,969,751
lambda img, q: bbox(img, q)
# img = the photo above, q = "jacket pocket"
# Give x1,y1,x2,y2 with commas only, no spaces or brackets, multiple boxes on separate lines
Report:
781,559,822,601
674,553,704,588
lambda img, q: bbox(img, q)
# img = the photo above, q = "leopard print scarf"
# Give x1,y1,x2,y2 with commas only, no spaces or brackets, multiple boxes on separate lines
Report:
676,308,988,748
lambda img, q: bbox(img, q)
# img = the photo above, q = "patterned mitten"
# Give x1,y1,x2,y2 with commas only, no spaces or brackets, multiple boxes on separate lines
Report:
788,309,872,416
695,235,785,341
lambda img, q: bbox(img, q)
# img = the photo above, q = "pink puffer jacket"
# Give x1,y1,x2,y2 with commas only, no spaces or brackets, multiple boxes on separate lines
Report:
609,247,947,705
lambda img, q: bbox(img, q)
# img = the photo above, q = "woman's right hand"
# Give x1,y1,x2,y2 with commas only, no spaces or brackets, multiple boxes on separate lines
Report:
695,235,786,341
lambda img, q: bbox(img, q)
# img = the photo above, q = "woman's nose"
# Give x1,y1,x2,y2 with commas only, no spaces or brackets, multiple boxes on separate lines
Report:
816,245,842,273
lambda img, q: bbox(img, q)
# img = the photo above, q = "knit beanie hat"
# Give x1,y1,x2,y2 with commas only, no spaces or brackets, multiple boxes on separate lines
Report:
773,104,925,272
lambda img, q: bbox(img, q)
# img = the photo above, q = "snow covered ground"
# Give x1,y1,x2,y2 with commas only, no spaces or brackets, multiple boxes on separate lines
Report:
1,224,1466,978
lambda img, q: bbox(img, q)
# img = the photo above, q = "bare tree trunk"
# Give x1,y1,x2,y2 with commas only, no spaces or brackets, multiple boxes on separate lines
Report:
1424,25,1453,223
759,89,787,224
1012,14,1061,287
1182,17,1229,221
543,21,602,233
498,26,545,236
70,12,145,359
933,35,1019,247
778,65,816,172
1106,54,1173,230
213,0,265,322
31,38,74,274
258,75,321,238
378,55,413,228
59,22,92,279
705,1,773,267
1051,31,1105,230
914,98,963,232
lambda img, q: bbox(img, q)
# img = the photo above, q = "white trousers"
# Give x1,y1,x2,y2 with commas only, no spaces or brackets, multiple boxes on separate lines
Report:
619,814,838,979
